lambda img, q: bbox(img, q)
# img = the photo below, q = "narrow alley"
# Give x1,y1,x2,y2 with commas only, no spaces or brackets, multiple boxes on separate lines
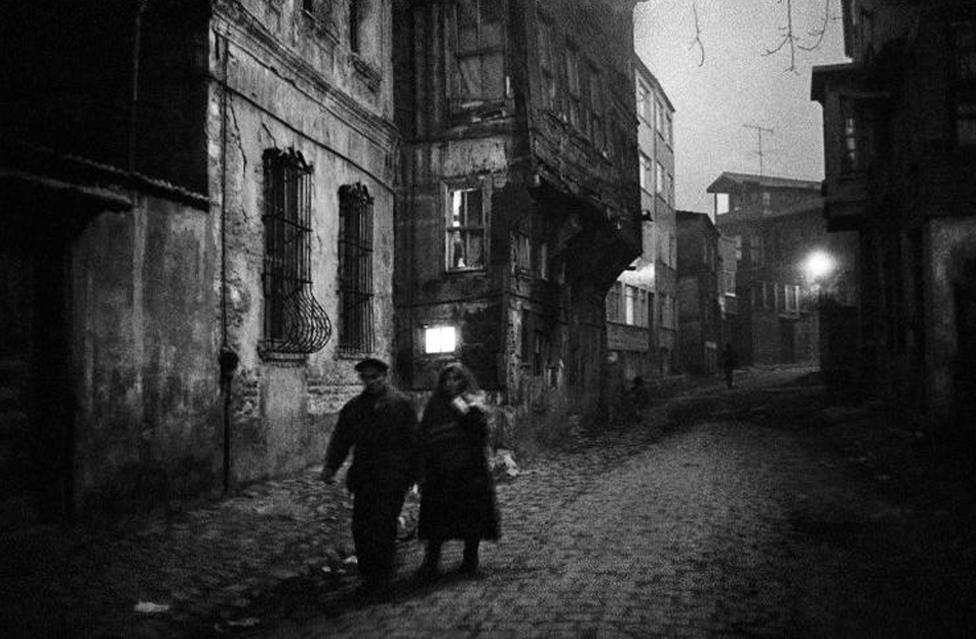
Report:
4,366,974,638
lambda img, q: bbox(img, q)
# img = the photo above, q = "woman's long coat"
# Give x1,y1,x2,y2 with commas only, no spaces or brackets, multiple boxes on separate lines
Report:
416,394,500,542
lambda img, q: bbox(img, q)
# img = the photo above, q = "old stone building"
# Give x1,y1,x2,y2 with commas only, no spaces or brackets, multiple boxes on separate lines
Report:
606,54,677,388
675,211,720,374
1,0,398,525
392,0,642,445
812,0,976,437
709,172,851,367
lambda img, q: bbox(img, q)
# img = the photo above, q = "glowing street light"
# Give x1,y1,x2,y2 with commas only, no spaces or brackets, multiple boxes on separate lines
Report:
804,250,835,283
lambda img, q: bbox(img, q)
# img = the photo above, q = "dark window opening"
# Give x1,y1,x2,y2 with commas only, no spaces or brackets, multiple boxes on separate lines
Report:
953,21,976,146
338,183,374,353
349,0,361,53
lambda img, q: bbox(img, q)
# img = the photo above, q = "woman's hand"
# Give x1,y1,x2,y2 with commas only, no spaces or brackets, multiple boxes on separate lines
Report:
451,395,470,414
463,392,485,412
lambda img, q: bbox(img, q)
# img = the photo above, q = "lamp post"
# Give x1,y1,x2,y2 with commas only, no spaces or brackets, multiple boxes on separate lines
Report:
803,250,836,369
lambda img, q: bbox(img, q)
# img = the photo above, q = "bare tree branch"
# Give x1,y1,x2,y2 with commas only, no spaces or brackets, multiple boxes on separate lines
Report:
798,0,840,52
688,0,705,67
762,0,800,74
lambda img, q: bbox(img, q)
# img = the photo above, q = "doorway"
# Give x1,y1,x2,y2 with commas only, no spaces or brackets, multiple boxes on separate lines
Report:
0,207,73,528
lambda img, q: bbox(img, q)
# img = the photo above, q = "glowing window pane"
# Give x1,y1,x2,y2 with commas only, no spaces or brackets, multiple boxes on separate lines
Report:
424,326,457,354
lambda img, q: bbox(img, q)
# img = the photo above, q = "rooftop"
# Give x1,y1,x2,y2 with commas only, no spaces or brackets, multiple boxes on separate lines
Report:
706,171,822,194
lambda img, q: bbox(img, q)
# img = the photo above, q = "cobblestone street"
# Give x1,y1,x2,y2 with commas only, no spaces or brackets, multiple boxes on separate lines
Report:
3,366,975,638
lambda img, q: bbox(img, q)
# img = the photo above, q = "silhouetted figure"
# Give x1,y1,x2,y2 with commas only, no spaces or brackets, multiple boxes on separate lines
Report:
721,344,738,389
619,376,650,425
415,362,500,582
321,358,418,600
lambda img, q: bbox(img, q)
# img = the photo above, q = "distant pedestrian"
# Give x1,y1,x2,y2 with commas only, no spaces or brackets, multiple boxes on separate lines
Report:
415,362,500,581
321,357,418,600
623,376,650,424
721,343,738,389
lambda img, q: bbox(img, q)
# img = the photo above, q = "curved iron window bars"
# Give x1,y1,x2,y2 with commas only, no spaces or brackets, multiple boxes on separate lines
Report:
260,148,332,356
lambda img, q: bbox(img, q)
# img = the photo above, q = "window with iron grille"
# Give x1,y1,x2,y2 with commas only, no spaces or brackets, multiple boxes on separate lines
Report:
261,148,332,356
338,183,374,353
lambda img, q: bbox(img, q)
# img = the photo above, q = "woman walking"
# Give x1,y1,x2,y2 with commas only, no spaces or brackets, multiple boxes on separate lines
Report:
415,362,500,580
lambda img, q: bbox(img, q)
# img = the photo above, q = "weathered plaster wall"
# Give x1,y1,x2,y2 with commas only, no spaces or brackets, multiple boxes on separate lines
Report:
211,7,398,485
71,197,220,518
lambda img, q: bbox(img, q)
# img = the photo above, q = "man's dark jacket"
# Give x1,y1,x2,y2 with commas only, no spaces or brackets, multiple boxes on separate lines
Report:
323,386,417,492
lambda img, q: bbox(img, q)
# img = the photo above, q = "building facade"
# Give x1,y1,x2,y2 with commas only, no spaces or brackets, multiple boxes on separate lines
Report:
1,0,398,525
812,0,976,435
709,172,853,367
605,55,677,385
717,235,740,349
393,0,641,444
676,211,721,374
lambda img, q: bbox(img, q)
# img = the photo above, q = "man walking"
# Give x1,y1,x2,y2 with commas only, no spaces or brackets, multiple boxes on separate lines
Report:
322,358,417,600
720,343,738,389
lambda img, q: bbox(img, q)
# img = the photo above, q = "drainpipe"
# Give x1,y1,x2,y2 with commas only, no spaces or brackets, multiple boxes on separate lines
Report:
128,0,149,173
217,31,238,494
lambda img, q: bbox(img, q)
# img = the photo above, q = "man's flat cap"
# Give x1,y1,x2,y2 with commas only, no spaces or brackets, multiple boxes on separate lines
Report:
354,357,389,373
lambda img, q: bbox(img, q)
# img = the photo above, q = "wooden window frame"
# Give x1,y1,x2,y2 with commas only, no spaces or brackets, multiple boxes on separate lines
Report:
450,0,508,112
446,184,488,273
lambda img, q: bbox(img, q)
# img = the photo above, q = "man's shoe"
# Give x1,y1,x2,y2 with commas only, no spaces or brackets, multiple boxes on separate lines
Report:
354,581,394,603
415,564,439,583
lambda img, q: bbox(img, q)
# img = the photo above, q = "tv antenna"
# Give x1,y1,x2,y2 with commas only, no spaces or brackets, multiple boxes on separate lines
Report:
743,124,774,177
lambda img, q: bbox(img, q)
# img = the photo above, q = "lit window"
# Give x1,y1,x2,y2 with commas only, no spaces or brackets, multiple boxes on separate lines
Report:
655,162,664,195
424,326,457,354
843,112,858,172
624,285,636,325
447,187,486,271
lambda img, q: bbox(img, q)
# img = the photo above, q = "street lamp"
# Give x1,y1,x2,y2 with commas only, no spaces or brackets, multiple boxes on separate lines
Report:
803,250,835,371
804,250,835,284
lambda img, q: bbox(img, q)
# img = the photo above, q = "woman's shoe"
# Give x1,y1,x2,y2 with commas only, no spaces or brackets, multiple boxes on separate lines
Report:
457,558,479,575
415,564,439,583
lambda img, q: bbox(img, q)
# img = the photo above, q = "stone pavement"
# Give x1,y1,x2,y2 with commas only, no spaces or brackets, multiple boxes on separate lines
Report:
229,367,976,638
3,365,975,638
